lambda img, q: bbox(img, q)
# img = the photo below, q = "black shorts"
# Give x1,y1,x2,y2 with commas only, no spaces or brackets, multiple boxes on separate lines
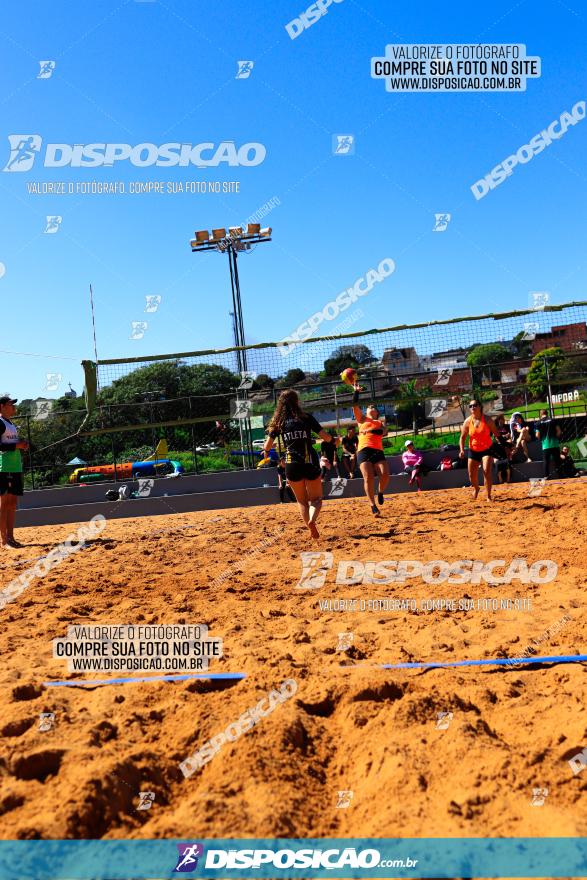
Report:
285,462,321,482
0,472,24,496
357,448,386,466
468,446,495,463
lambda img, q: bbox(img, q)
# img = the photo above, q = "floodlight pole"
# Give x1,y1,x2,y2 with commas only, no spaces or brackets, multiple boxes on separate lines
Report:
190,229,272,470
229,308,245,471
226,244,247,372
225,242,251,465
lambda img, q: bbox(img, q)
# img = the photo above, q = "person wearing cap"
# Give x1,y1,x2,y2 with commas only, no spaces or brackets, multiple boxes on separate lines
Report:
0,397,28,548
401,440,427,492
535,408,562,478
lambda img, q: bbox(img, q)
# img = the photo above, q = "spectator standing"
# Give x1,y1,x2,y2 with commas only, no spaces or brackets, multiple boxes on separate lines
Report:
0,397,29,549
340,426,359,477
320,432,341,480
535,409,562,478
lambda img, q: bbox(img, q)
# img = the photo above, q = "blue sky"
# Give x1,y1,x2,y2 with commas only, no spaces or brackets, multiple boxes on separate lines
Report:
1,0,586,400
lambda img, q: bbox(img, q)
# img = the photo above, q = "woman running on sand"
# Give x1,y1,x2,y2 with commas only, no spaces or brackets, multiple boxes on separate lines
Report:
352,383,389,516
459,399,501,502
264,389,332,539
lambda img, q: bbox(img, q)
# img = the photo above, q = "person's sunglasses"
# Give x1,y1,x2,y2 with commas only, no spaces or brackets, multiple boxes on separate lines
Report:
469,403,480,408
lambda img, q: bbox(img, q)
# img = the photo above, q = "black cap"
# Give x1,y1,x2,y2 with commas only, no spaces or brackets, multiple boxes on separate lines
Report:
0,396,17,406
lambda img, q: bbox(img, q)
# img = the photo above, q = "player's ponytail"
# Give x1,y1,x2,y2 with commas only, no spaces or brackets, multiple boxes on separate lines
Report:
269,389,305,434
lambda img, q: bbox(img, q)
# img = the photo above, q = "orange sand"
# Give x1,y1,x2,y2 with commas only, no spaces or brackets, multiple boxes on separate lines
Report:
1,481,586,842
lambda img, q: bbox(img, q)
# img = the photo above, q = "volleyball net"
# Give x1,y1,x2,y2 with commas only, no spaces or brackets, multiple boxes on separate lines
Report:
83,301,587,423
94,301,587,388
13,300,587,486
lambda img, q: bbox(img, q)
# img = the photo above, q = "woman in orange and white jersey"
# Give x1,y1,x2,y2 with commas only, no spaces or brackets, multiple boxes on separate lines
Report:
352,384,389,516
459,399,501,501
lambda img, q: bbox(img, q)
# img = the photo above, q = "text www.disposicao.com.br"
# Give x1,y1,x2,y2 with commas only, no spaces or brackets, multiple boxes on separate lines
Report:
70,658,203,671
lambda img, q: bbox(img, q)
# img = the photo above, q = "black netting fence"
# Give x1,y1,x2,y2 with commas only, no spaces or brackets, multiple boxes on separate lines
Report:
94,301,587,389
13,301,587,488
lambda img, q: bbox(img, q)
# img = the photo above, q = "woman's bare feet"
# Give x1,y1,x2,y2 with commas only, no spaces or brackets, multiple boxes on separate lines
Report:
308,522,319,539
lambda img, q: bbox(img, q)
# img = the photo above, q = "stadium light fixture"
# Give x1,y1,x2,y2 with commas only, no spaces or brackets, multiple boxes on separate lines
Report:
188,222,273,468
188,223,273,361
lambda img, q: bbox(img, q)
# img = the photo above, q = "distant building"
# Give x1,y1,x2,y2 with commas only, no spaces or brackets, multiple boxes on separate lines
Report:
64,383,77,399
531,322,587,355
381,347,420,376
414,367,470,394
419,347,469,373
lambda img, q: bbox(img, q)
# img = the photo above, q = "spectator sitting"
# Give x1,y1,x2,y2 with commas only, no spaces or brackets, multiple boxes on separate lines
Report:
401,440,428,491
509,412,532,461
494,414,512,444
559,446,587,478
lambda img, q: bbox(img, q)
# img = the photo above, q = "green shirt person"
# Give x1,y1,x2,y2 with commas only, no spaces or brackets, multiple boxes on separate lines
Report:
535,408,562,480
0,396,29,548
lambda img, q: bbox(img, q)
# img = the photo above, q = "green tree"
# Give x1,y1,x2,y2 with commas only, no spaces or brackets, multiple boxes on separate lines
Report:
253,373,275,390
452,386,498,419
324,344,374,377
100,361,238,403
526,347,566,399
555,350,587,387
510,331,532,359
467,343,511,368
393,379,432,434
467,343,511,385
275,368,306,389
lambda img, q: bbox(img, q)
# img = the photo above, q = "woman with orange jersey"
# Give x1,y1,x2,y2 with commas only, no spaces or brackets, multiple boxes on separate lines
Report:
352,383,389,516
459,399,501,501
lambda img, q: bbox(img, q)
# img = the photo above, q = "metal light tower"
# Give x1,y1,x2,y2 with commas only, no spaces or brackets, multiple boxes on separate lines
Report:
190,224,272,467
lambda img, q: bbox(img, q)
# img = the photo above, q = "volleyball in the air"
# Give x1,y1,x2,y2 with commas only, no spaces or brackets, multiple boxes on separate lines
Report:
340,367,357,386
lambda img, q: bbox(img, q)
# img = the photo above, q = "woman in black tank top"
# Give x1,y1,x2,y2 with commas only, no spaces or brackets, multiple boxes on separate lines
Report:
264,389,332,539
